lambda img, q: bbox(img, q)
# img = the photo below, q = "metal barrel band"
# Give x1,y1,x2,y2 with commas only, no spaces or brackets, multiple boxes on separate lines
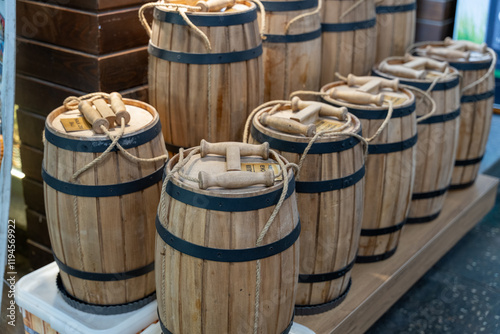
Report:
356,247,397,263
24,326,38,334
397,75,460,91
455,155,484,166
449,60,493,71
165,174,295,212
260,0,318,11
406,210,441,224
368,133,418,155
153,6,257,26
450,180,476,190
294,278,351,315
263,28,322,44
42,166,164,197
418,108,460,124
322,18,376,32
296,165,365,193
158,311,294,334
360,220,405,236
461,90,495,103
156,216,300,263
376,2,416,14
412,186,449,200
165,142,184,154
56,274,156,315
44,120,162,153
53,252,154,281
298,259,355,283
342,101,416,120
251,125,362,154
148,42,263,65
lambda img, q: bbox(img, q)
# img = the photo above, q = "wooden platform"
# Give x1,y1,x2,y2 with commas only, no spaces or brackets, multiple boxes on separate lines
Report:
296,174,498,334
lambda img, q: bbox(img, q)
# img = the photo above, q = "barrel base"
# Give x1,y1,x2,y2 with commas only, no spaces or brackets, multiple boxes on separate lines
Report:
406,210,441,224
294,279,352,316
449,180,476,190
356,247,398,263
56,274,156,315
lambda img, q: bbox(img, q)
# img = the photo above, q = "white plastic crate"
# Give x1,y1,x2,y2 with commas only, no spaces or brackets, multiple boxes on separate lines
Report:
15,262,158,334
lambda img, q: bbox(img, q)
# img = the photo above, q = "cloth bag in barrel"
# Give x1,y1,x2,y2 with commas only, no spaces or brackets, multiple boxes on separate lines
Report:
413,38,497,189
321,76,418,262
42,95,167,314
260,0,322,100
141,1,264,154
373,56,461,224
246,98,365,314
155,141,299,333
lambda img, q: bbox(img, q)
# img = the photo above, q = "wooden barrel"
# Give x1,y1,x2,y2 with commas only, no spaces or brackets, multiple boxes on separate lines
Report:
156,142,299,333
147,1,264,154
43,98,166,313
375,0,416,62
321,79,417,262
320,0,377,86
248,100,365,314
260,0,322,100
414,40,495,189
0,134,3,169
373,56,461,224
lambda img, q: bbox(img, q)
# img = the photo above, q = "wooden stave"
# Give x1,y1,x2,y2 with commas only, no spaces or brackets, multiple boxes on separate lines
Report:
320,0,377,86
156,149,299,334
249,108,365,309
148,3,264,154
260,0,322,100
43,99,166,306
372,63,461,223
321,83,417,260
375,0,416,62
414,42,495,188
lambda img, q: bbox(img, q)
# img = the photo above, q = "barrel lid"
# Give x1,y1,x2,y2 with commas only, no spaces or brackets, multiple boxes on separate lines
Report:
155,0,254,18
252,103,361,144
46,99,158,141
374,56,459,82
414,42,492,64
166,146,293,197
321,80,415,111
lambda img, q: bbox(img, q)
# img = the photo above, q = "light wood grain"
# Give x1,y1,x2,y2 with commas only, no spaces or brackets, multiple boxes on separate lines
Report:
296,174,498,333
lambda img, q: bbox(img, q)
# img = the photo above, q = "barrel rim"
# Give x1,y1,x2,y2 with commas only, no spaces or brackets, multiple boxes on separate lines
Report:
45,98,159,143
372,59,460,84
414,42,493,65
320,81,416,112
251,105,362,144
166,147,295,198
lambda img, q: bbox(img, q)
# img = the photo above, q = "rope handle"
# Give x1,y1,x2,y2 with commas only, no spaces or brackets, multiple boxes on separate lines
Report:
284,0,322,34
398,84,437,123
461,47,497,95
340,0,367,20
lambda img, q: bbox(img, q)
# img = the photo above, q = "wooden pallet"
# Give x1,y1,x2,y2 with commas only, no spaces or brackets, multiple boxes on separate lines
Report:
296,174,498,334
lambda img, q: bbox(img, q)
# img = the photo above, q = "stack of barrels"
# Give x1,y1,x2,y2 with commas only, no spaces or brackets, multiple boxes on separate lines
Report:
39,0,495,331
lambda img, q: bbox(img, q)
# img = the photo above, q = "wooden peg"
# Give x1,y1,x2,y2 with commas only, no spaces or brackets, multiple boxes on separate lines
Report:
260,114,316,137
425,45,470,60
291,97,347,121
196,0,235,12
199,170,274,189
379,62,426,79
444,37,487,53
93,98,116,127
109,92,130,126
200,140,269,159
78,101,109,134
328,88,385,106
347,74,399,92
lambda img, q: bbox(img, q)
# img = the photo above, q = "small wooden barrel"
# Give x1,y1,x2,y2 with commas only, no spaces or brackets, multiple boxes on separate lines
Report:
156,143,299,333
375,0,416,62
321,79,417,262
43,99,167,313
373,57,461,224
260,0,322,100
147,1,264,154
414,40,495,189
248,101,365,314
320,0,377,86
